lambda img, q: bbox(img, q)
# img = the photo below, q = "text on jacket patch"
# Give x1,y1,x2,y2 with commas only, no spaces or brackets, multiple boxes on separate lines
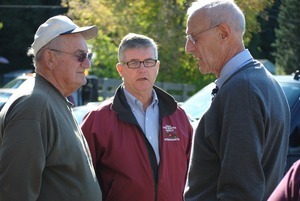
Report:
163,125,180,141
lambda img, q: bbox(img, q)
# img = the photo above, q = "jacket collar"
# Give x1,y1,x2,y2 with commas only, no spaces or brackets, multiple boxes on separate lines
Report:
111,85,178,124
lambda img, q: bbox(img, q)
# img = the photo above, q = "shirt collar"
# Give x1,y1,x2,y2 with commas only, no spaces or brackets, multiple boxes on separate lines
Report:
216,49,253,88
122,85,158,109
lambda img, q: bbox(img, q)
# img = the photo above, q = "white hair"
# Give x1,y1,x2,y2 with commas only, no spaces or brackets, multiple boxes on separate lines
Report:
187,0,245,34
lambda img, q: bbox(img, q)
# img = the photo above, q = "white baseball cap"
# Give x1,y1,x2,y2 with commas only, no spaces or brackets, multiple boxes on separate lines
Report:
31,15,98,56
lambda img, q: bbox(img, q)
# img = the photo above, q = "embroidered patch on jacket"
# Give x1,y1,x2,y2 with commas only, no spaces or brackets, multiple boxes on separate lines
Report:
163,125,180,141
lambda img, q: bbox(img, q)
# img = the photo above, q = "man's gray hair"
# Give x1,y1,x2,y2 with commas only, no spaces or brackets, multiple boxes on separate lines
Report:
27,36,62,69
187,0,245,34
118,33,158,62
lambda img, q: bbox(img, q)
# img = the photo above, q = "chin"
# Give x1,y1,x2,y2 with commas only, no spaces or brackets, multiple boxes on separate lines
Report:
198,67,205,74
78,77,87,85
136,84,152,93
199,66,210,75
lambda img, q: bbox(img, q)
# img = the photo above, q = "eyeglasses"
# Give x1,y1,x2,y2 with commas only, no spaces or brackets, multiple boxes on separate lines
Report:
121,59,158,69
49,49,93,63
186,25,219,44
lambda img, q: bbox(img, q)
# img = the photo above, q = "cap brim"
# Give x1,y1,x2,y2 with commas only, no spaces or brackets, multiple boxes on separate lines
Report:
61,25,98,40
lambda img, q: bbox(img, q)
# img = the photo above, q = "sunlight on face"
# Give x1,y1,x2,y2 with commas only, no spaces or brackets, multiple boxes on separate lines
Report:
117,47,159,97
186,14,220,76
52,34,90,96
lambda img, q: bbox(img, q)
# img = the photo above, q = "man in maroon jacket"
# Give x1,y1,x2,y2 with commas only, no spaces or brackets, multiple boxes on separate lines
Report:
268,160,300,201
81,33,193,201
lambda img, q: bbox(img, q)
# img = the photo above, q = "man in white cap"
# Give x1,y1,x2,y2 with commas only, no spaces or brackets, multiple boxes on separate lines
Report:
0,15,102,201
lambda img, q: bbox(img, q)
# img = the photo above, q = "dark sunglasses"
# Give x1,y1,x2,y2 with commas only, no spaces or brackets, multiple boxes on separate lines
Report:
49,48,92,62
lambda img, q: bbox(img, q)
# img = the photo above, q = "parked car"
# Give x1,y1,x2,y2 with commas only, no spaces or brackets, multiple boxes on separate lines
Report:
0,88,16,109
0,73,34,110
1,73,33,89
180,82,215,122
0,73,99,110
181,70,300,172
73,101,103,124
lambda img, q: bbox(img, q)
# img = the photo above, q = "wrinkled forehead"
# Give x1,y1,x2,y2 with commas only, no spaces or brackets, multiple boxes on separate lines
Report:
186,11,210,34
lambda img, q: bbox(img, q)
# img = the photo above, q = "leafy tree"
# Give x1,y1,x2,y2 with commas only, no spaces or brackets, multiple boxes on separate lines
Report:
273,0,300,74
0,0,273,90
248,0,280,64
64,0,273,90
236,0,274,45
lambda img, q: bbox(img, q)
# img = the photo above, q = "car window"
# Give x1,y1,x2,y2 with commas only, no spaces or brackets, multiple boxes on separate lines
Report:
0,91,13,99
0,91,14,110
181,82,215,120
3,78,27,89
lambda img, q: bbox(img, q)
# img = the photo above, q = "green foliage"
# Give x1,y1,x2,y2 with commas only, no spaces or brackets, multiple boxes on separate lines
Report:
236,0,273,46
273,0,300,74
0,0,274,90
247,0,280,64
64,0,273,90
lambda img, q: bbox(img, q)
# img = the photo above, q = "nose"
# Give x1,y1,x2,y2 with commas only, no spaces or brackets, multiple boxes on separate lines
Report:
139,61,148,69
137,62,148,73
81,58,91,69
185,39,194,54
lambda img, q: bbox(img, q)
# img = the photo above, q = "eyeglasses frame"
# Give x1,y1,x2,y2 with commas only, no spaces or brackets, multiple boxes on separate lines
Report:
120,59,158,69
186,24,220,44
49,48,93,63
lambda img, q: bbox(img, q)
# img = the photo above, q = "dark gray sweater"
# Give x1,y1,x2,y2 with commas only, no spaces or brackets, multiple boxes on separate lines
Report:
185,62,290,201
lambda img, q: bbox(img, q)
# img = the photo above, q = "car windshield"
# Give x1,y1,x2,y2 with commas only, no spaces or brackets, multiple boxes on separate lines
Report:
3,78,27,89
181,82,215,120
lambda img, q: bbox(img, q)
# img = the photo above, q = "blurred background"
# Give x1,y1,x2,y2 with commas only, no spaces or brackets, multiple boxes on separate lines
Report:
0,0,299,90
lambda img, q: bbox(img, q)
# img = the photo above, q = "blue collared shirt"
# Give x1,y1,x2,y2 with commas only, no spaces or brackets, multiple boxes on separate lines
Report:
123,86,160,164
216,49,254,88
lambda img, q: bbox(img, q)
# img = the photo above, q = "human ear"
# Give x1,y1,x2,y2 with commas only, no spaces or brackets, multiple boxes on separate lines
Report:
44,49,55,70
116,63,123,77
218,23,230,41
